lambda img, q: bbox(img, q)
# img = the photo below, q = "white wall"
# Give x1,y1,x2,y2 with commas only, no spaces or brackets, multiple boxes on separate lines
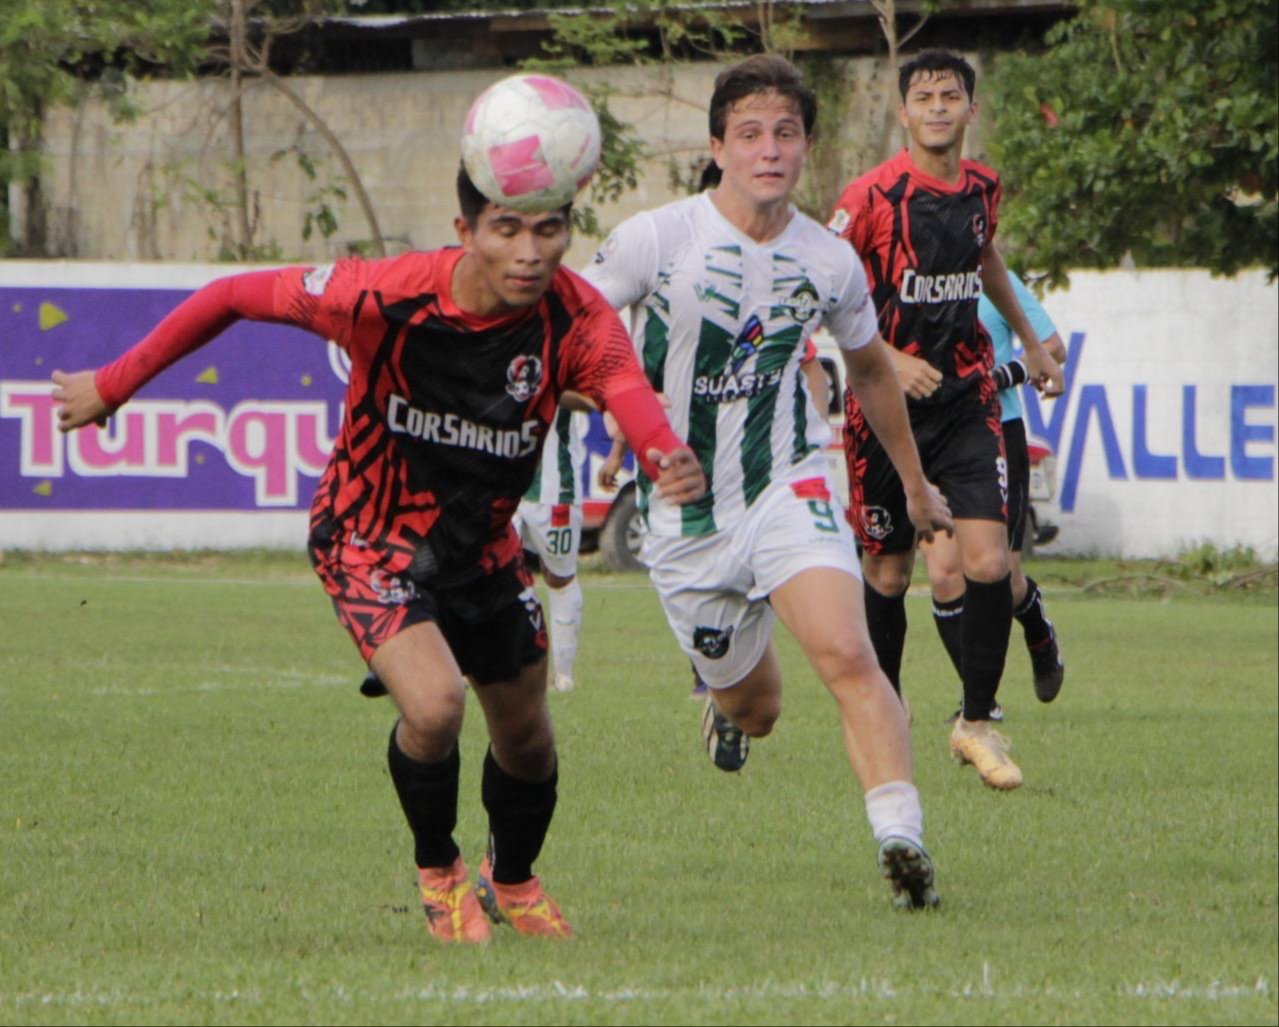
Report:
1031,269,1277,560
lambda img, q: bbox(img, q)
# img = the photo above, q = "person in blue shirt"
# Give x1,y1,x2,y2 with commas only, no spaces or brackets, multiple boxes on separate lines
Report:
919,270,1067,717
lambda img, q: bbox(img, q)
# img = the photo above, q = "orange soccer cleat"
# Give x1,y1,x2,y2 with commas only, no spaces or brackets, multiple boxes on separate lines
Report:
475,858,573,939
417,856,491,944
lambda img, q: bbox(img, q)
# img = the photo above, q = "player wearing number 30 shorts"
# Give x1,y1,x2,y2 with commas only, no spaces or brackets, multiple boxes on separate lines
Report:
514,407,589,693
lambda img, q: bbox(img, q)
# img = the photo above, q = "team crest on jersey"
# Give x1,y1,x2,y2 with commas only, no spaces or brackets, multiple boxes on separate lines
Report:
971,213,987,248
826,208,851,237
782,280,820,325
694,625,734,660
506,354,544,402
861,505,893,541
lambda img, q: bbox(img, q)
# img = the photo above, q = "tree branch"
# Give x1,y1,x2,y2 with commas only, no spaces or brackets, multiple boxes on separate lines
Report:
258,68,387,257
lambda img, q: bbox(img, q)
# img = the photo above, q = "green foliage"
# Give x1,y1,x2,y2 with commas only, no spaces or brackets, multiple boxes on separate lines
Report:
0,0,214,254
0,0,212,133
988,0,1279,286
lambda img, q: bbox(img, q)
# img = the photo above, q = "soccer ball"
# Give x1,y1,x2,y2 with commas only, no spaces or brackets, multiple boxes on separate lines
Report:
461,74,602,213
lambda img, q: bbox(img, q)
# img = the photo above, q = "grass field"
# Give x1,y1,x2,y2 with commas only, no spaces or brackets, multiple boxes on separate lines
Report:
1,550,1276,1026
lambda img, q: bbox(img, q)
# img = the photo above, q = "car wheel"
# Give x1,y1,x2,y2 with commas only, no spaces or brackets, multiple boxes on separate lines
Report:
599,484,646,573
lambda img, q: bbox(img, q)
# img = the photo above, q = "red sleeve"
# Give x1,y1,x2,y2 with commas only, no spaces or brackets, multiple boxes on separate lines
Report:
828,177,873,256
604,385,683,480
557,273,683,479
95,269,285,408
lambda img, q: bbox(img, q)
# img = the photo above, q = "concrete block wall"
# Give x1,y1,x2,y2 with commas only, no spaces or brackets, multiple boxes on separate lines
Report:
37,55,989,270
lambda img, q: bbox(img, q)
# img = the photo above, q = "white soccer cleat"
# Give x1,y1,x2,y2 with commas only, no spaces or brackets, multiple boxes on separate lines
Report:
551,672,575,693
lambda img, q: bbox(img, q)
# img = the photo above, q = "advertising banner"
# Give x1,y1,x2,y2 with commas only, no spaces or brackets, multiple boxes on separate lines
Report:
1,263,1275,559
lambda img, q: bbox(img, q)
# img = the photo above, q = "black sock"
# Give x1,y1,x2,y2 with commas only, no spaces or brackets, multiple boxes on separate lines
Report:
387,725,460,869
482,747,557,885
961,575,1012,722
1015,576,1054,650
931,594,965,681
863,581,908,695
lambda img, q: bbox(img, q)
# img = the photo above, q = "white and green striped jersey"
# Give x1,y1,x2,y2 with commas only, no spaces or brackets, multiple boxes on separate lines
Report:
583,192,878,537
523,407,588,506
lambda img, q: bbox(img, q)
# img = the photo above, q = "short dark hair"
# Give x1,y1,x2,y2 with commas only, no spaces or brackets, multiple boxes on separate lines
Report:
455,163,573,227
457,163,491,227
898,50,976,102
708,54,817,141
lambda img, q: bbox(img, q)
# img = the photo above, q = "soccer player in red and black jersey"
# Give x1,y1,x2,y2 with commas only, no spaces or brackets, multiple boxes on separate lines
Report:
828,50,1062,791
51,166,706,944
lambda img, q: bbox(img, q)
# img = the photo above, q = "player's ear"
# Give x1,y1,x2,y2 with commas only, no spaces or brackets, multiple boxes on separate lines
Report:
454,215,473,250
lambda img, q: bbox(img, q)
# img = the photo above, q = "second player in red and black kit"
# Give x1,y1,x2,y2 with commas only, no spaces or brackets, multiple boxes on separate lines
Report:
52,166,705,940
828,50,1061,791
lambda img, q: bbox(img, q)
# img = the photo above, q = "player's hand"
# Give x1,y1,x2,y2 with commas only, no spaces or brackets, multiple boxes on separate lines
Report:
905,480,953,544
1025,346,1064,398
597,451,624,492
890,350,942,400
649,446,705,505
51,369,112,431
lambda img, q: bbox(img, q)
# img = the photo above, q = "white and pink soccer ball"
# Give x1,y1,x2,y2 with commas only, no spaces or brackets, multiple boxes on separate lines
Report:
461,74,602,213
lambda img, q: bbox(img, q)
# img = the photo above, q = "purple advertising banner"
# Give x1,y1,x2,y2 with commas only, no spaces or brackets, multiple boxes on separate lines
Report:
1,279,346,512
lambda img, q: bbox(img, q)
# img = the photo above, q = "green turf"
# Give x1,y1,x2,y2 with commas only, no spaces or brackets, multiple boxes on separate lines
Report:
1,552,1275,1026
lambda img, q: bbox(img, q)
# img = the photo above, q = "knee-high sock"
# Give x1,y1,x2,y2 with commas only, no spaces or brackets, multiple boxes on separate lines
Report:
1015,576,1054,650
546,578,583,680
387,725,460,869
482,747,558,885
864,581,908,695
961,575,1012,721
931,594,965,681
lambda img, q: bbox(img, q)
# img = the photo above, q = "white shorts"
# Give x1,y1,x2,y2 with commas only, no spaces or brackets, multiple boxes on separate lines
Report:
641,471,861,689
515,500,582,578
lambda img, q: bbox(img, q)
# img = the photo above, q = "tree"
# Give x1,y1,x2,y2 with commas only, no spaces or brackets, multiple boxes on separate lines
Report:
525,0,941,232
0,0,211,254
987,0,1279,285
207,0,387,259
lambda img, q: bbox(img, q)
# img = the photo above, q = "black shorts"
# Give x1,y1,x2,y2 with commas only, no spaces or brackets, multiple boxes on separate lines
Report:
1003,417,1030,553
312,549,548,684
846,380,1007,556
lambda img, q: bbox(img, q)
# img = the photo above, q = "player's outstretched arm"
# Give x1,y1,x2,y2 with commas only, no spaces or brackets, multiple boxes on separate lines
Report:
50,270,283,426
843,336,953,542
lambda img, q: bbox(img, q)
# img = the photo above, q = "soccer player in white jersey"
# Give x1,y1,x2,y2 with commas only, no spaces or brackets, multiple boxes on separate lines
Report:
515,407,589,692
584,54,953,909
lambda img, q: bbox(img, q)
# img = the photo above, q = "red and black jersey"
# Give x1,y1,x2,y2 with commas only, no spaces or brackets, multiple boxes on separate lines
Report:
274,248,648,586
829,149,1001,408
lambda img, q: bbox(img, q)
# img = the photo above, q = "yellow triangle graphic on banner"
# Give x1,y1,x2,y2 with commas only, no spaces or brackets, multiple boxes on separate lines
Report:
195,366,219,384
39,303,69,331
33,480,53,496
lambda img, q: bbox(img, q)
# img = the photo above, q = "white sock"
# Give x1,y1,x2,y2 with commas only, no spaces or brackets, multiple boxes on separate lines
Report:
547,578,582,681
864,780,924,847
